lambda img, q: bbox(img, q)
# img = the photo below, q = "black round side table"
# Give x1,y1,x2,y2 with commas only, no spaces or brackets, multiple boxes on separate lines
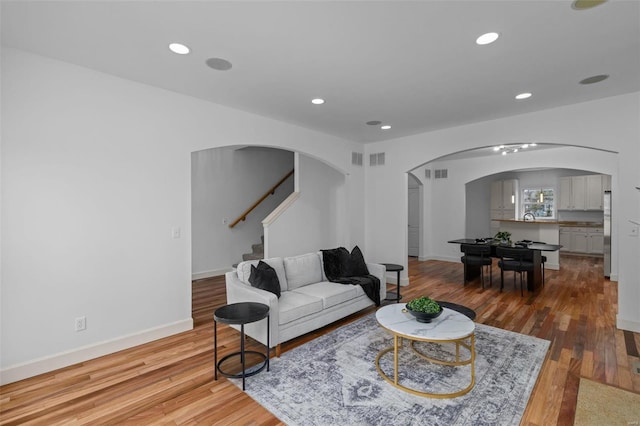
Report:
381,263,404,303
436,301,477,320
214,302,270,391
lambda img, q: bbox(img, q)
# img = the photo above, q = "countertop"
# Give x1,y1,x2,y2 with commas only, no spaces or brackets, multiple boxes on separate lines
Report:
496,219,603,227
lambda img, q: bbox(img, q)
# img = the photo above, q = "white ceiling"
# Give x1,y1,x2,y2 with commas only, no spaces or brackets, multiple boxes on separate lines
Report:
2,1,639,144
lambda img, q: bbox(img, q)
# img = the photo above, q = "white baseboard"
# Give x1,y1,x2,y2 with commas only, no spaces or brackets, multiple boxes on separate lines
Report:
617,317,640,333
192,267,233,280
0,318,193,385
424,255,459,263
384,273,410,286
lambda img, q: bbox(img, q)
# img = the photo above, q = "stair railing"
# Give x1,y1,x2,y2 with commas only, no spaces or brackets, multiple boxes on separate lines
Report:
228,169,294,228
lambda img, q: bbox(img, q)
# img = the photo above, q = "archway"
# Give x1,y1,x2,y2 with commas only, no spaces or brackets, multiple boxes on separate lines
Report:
407,144,618,277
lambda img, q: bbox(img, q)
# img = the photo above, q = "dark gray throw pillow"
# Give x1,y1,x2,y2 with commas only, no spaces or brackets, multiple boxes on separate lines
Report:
248,260,281,298
321,247,351,280
350,245,369,276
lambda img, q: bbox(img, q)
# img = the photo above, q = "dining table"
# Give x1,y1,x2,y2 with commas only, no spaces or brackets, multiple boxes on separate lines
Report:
447,238,562,292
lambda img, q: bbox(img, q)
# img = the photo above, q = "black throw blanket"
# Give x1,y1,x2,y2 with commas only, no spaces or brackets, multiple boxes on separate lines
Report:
331,275,381,306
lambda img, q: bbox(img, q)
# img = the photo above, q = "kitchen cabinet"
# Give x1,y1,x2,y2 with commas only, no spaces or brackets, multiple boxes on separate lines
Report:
559,227,572,252
571,228,589,253
589,227,604,253
558,174,608,211
586,175,602,210
559,226,603,254
490,179,518,219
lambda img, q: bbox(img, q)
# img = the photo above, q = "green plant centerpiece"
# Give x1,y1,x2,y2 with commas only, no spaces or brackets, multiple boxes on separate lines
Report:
494,230,512,245
405,296,442,323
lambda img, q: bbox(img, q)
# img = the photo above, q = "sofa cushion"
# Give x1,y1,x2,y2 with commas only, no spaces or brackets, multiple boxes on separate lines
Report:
292,281,359,309
249,261,281,298
236,257,288,291
284,252,323,290
278,291,323,325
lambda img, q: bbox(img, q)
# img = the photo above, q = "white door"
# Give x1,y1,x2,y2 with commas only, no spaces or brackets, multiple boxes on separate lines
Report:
408,187,419,257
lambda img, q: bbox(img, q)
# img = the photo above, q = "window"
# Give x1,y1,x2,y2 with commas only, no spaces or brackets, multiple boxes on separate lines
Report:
522,188,555,218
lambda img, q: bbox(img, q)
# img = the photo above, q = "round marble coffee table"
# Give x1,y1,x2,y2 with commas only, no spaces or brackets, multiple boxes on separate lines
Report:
375,303,475,398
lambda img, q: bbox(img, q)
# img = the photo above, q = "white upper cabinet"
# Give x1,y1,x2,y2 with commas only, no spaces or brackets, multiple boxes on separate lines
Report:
558,174,607,211
586,174,604,210
490,179,518,219
558,177,573,210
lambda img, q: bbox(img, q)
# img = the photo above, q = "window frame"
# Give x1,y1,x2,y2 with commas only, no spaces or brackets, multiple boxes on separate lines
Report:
521,187,556,219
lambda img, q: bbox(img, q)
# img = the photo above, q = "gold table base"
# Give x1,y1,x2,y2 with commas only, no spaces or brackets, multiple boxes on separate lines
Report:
375,333,475,399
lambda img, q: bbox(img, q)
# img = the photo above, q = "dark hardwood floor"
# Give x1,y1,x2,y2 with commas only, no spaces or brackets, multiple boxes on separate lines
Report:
1,255,638,425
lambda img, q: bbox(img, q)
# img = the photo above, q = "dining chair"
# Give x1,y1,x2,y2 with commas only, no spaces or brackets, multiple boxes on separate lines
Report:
460,244,492,289
496,246,534,296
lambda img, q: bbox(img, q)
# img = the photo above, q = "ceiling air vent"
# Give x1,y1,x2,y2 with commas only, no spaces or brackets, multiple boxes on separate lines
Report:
351,152,363,166
434,169,448,179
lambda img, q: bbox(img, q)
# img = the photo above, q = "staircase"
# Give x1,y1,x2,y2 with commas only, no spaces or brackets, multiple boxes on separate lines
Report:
241,236,264,262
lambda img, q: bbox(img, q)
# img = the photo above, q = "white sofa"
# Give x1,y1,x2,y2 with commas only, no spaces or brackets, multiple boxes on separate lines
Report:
225,252,386,356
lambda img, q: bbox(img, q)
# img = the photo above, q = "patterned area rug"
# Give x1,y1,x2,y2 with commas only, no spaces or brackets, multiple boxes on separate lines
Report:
231,313,550,426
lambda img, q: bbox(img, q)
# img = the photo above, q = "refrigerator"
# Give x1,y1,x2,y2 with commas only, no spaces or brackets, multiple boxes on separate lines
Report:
604,190,612,278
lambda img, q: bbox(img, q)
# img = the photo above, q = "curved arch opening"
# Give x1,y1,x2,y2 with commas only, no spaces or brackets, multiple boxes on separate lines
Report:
407,144,617,278
191,144,353,282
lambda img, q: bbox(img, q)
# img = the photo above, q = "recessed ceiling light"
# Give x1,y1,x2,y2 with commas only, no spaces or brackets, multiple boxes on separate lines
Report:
366,120,382,126
579,74,609,85
381,125,391,130
522,144,529,149
572,0,607,10
515,92,532,100
205,57,233,71
493,146,500,151
476,32,500,45
169,43,190,55
311,98,325,105
501,151,507,156
530,143,537,147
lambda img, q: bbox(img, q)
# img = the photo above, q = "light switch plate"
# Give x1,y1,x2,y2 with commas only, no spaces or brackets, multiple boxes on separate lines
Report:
171,227,181,238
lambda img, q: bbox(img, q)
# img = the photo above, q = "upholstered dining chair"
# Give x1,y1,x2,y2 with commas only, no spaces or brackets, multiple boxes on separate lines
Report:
460,244,493,289
496,246,534,296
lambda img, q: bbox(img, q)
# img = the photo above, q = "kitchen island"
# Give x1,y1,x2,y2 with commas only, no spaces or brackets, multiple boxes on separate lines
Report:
493,220,561,270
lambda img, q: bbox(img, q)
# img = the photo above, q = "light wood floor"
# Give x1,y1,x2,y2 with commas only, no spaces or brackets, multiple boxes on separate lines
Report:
1,256,639,425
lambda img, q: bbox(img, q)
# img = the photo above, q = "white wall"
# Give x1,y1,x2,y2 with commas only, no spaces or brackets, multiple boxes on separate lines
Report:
464,174,495,238
0,48,364,383
365,93,640,333
191,146,293,278
266,154,349,258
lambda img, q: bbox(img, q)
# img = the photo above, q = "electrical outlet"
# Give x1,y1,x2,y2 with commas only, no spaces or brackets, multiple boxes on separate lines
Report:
171,227,181,239
75,316,86,332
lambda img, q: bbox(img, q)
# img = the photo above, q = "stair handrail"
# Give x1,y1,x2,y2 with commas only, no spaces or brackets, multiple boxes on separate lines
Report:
228,169,294,228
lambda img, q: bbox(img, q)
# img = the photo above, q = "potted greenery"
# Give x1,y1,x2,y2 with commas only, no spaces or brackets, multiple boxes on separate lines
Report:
494,231,512,245
405,296,442,323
